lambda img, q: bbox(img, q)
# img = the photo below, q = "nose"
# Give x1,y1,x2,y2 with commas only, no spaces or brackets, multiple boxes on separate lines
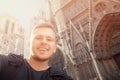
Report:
40,38,47,45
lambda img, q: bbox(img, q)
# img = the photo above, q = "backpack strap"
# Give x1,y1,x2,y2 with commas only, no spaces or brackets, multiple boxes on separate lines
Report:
1,53,24,80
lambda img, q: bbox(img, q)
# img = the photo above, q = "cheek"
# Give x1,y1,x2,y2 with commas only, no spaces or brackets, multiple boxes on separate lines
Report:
29,40,37,49
31,39,38,45
51,44,56,51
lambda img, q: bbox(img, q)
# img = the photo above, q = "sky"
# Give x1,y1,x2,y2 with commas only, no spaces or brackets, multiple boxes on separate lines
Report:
0,0,49,57
0,0,48,30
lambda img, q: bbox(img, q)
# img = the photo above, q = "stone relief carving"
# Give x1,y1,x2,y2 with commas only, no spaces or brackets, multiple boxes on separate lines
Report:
113,4,120,10
95,2,106,12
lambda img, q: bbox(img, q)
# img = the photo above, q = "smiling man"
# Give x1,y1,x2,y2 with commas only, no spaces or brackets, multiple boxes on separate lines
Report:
0,22,73,80
27,22,57,71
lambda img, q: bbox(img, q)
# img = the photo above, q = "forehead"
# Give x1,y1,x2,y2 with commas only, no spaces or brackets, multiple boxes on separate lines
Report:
32,27,56,37
34,27,54,33
32,23,56,33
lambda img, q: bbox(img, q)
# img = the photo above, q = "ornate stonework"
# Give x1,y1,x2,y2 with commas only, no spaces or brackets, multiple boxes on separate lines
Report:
0,14,24,55
49,0,120,80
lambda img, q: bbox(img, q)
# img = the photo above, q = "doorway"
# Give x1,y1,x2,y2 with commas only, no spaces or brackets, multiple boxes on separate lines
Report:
114,53,120,69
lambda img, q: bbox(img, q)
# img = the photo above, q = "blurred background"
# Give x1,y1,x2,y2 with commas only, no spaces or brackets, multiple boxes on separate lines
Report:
0,0,120,80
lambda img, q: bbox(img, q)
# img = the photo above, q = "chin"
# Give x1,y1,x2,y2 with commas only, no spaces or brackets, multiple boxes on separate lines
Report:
37,56,50,61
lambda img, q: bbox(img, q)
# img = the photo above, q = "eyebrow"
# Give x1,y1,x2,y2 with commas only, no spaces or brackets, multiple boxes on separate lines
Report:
35,34,55,39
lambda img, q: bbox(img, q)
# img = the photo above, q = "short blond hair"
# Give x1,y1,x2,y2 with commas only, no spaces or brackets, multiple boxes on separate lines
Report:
32,22,56,32
31,22,57,41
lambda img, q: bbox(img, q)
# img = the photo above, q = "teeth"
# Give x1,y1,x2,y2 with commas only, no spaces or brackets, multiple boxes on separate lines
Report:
39,48,47,51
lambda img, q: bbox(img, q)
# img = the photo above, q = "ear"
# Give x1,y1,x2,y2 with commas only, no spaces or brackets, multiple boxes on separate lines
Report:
54,45,57,53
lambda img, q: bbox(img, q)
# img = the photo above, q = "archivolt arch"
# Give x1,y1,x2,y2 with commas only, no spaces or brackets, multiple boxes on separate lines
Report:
93,12,120,59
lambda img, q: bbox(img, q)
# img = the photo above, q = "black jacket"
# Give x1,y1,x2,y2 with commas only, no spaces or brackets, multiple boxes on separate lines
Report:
0,54,73,80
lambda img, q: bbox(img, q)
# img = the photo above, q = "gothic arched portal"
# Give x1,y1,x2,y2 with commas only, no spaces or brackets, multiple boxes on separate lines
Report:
94,12,120,79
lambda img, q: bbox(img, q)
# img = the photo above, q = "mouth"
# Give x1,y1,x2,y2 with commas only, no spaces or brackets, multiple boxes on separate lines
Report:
38,48,48,52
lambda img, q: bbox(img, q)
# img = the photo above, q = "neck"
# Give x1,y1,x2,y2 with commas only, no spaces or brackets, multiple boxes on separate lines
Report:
27,56,49,71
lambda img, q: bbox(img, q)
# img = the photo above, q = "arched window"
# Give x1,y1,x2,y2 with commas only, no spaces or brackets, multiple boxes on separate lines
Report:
76,43,82,51
11,23,15,33
95,2,106,12
5,20,9,34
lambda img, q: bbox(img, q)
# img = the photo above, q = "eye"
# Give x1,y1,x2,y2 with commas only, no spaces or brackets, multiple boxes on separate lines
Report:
35,36,42,40
47,37,54,41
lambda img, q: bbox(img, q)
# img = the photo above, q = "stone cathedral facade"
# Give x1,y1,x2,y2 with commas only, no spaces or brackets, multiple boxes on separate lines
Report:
0,14,24,55
48,0,120,80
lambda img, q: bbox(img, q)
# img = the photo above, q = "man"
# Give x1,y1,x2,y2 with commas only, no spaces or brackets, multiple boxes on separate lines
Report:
0,22,73,80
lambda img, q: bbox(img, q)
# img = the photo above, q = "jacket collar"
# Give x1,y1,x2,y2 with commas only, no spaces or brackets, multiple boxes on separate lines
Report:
49,66,65,77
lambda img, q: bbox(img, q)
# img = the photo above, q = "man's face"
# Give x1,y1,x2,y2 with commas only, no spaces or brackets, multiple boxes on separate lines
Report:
29,27,56,61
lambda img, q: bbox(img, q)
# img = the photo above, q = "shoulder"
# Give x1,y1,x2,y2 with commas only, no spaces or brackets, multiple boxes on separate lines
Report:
0,54,7,61
0,53,24,67
0,54,8,71
49,66,73,80
7,53,24,65
0,53,24,80
0,53,23,60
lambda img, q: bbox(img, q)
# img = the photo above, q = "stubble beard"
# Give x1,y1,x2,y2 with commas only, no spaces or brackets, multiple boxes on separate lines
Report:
32,49,50,62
